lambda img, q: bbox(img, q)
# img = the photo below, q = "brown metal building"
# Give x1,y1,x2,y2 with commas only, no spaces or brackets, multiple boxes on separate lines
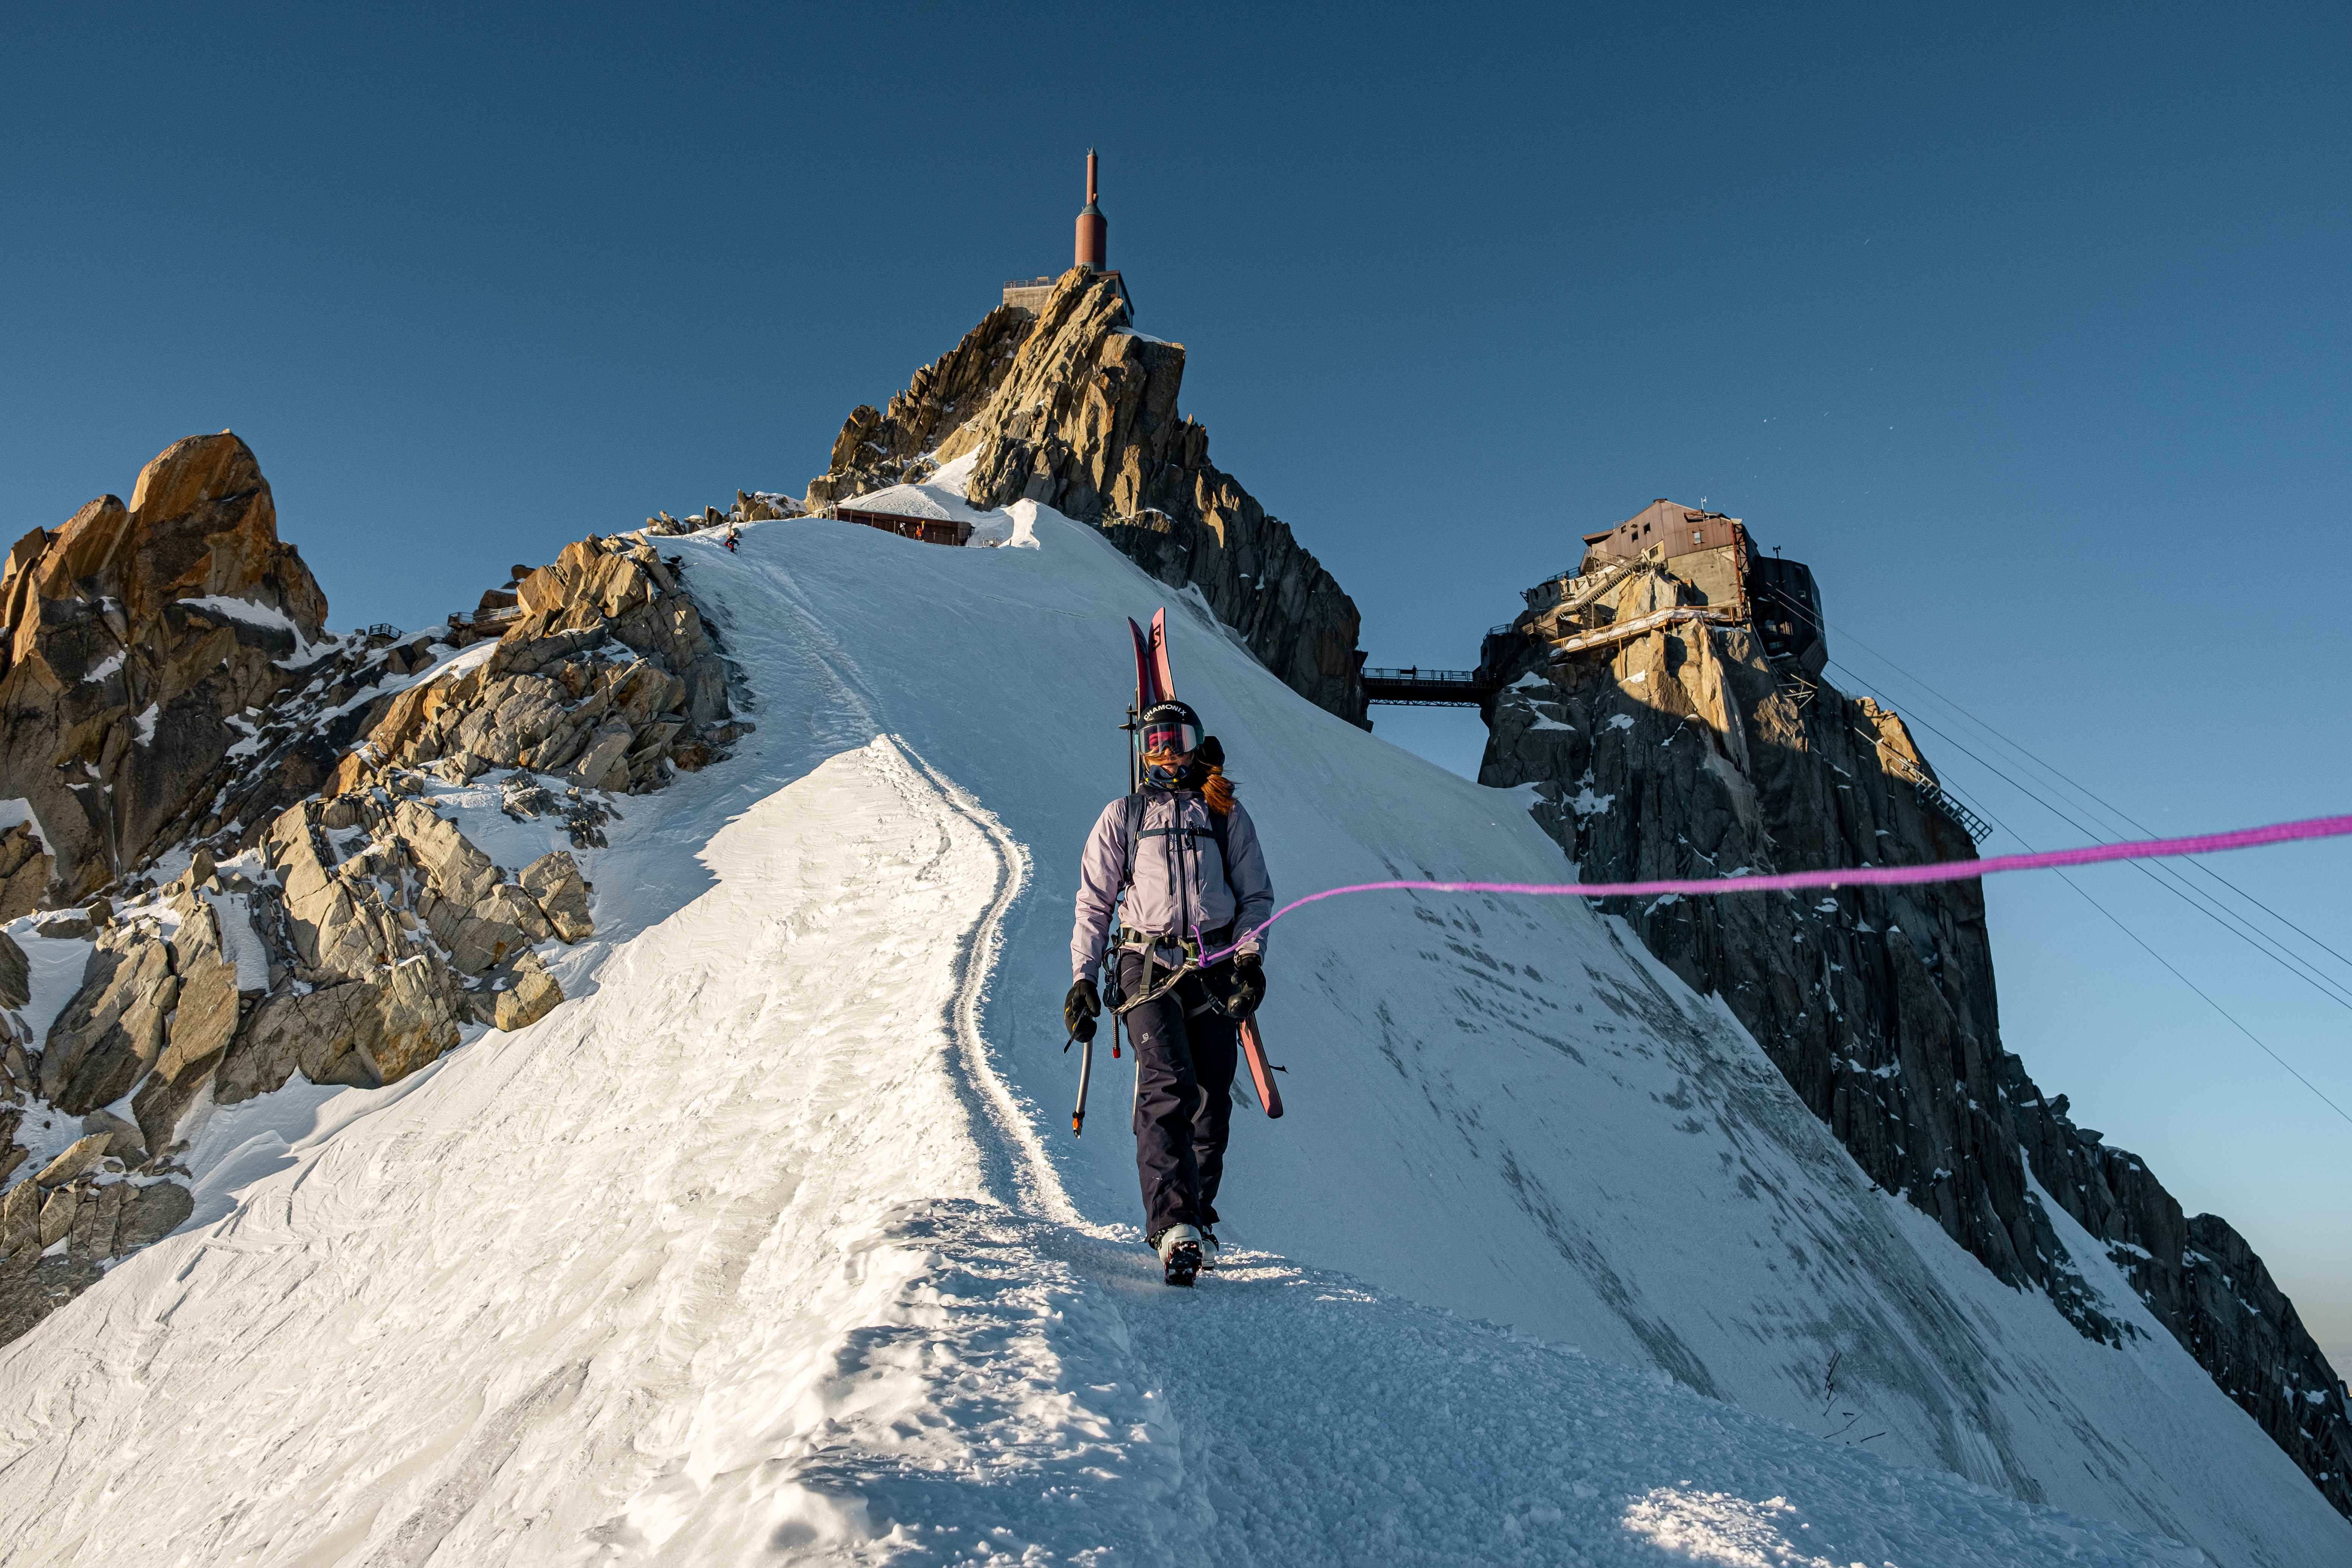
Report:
831,506,973,548
1567,498,1827,674
1580,498,1745,564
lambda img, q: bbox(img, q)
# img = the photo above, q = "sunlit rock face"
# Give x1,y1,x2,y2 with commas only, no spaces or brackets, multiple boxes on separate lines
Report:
0,433,332,917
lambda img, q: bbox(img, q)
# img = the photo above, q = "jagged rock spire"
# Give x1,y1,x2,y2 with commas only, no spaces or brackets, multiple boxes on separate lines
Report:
804,269,1367,724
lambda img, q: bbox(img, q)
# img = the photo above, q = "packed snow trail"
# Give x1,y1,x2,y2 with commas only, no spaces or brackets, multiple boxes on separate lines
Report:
0,496,2339,1564
0,736,2178,1566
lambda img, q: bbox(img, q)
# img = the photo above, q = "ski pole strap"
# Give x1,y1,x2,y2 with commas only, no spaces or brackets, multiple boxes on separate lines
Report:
1194,812,2352,966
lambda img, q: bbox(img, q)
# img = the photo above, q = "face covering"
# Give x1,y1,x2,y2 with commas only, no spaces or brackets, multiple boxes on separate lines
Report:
1143,752,1206,790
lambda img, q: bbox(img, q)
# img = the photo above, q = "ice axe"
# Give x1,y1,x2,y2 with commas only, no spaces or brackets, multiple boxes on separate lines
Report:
1068,1028,1092,1135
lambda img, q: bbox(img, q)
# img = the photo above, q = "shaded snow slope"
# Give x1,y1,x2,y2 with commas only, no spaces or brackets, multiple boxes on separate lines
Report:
0,508,2339,1566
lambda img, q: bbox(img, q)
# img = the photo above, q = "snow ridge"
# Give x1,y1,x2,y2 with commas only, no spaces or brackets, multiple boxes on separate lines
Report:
0,506,2337,1564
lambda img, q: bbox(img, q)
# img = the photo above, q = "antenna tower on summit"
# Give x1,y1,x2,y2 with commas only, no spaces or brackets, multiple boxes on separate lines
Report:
1076,149,1107,271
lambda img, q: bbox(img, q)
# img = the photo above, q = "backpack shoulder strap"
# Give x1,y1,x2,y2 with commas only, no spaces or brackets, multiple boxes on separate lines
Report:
1124,793,1230,884
1120,792,1146,890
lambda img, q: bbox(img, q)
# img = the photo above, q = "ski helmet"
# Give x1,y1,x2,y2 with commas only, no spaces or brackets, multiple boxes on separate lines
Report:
1139,700,1203,758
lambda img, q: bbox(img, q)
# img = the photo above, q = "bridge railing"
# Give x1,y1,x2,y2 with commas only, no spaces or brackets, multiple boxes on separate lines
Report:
1362,667,1482,685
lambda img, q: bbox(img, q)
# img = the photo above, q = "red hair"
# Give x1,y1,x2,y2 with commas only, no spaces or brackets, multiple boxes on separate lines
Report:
1202,766,1235,815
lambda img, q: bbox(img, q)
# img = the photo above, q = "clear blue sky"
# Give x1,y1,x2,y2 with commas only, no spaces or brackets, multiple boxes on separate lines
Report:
8,4,2348,1371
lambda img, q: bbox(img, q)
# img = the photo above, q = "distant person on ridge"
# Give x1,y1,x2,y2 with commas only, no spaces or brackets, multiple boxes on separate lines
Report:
1066,700,1274,1286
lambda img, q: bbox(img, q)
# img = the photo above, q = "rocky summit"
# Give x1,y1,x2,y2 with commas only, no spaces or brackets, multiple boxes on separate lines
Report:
804,268,1368,724
1478,528,2352,1517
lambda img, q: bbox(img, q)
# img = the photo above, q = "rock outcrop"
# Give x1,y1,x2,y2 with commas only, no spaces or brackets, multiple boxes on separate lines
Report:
1478,551,2352,1518
0,433,332,919
0,825,47,923
206,789,604,1107
805,271,1367,724
329,534,740,798
0,1166,190,1343
640,492,804,537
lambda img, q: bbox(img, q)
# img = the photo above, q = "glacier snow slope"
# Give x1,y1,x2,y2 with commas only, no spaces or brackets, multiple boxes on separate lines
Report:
0,504,2341,1566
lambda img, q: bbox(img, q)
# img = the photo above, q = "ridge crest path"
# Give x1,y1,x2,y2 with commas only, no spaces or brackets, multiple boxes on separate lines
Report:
0,503,2321,1564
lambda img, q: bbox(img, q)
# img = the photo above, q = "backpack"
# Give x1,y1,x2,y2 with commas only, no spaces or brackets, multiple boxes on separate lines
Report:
1119,790,1231,896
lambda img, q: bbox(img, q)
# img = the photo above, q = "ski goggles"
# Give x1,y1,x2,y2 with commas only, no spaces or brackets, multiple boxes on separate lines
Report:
1141,717,1201,755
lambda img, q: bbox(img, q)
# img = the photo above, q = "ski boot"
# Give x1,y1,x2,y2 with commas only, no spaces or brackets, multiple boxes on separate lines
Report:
1155,1223,1203,1288
1198,1229,1220,1271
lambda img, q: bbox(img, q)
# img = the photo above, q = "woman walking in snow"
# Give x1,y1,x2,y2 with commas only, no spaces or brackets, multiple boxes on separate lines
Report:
1066,700,1274,1286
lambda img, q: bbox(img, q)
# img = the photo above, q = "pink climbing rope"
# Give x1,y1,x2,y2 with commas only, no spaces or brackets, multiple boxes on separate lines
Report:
1198,813,2352,966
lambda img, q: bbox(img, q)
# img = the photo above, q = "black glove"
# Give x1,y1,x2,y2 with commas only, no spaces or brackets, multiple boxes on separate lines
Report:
1225,953,1266,1019
1064,977,1101,1043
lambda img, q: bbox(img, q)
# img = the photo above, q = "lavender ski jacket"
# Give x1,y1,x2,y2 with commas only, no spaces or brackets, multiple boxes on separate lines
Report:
1070,790,1274,983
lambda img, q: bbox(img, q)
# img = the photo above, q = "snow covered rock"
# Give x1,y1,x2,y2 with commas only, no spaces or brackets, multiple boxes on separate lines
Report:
0,1174,187,1341
491,949,562,1031
41,926,176,1115
78,1107,147,1164
0,826,45,927
733,489,801,522
426,880,545,975
0,930,26,1012
266,801,406,980
337,537,734,799
0,726,613,1340
155,890,239,1083
32,1131,110,1188
520,849,592,942
395,797,501,908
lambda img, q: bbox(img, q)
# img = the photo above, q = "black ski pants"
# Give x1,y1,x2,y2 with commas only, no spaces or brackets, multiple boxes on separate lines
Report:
1118,950,1239,1244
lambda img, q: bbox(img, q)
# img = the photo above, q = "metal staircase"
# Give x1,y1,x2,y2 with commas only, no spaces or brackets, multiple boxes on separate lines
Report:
1879,753,1993,845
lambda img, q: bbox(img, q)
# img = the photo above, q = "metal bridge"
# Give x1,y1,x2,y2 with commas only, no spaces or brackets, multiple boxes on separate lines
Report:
1361,666,1497,708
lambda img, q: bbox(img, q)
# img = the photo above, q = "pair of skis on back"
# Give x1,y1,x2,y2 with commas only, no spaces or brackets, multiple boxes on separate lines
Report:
1070,608,1285,1142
